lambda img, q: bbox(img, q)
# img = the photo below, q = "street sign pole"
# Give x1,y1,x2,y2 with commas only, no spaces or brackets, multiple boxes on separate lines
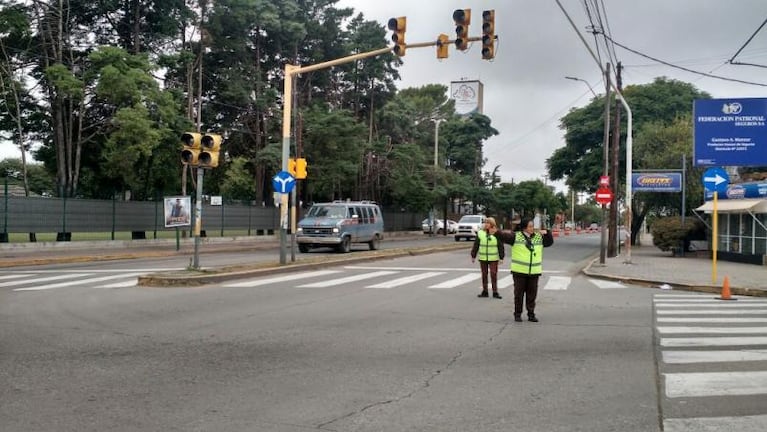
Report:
193,167,204,269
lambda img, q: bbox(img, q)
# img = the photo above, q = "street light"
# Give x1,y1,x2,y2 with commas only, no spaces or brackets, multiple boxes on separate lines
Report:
565,76,597,98
430,117,446,236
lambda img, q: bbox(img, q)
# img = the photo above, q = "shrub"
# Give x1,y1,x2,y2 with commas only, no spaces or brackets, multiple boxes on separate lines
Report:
651,216,706,253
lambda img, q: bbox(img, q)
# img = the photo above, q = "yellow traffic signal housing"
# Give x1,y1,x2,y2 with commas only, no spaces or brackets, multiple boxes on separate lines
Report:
288,158,297,177
387,16,406,56
436,33,449,59
295,157,307,179
453,9,471,51
482,10,495,60
199,133,222,168
180,132,202,165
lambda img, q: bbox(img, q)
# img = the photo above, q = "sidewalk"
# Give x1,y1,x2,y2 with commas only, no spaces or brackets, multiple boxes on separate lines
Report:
583,232,767,297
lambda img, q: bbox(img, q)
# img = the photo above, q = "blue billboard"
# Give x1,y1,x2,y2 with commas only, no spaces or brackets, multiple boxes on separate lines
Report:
704,182,767,200
693,98,767,167
632,173,682,192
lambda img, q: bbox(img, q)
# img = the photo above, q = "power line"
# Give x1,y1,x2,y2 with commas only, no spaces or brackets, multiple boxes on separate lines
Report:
728,16,767,64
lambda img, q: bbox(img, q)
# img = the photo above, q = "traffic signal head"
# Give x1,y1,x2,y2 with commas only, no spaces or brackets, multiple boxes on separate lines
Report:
482,10,495,60
453,9,471,51
288,158,297,177
387,16,407,56
436,33,449,59
295,158,307,179
199,133,222,168
180,132,202,165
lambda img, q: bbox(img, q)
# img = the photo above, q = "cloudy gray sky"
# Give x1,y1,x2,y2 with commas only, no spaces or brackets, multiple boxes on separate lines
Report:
336,0,767,192
3,0,767,194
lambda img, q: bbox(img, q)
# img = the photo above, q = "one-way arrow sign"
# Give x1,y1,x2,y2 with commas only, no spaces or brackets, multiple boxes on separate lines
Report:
702,167,729,194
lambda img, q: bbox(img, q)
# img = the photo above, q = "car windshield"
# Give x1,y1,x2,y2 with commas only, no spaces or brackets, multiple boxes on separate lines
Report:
459,216,482,223
307,205,346,218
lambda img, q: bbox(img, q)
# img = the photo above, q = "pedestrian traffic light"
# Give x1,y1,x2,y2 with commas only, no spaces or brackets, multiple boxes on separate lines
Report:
180,132,202,165
387,16,406,56
482,10,495,60
295,157,307,179
436,33,449,59
453,9,471,51
288,158,297,177
198,133,222,168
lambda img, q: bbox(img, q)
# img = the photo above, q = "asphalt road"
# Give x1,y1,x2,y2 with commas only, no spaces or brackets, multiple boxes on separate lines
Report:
3,235,765,431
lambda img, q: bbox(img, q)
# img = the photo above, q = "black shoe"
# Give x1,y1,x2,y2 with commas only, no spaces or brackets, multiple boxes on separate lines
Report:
478,291,489,298
492,292,502,299
528,315,539,322
514,315,523,322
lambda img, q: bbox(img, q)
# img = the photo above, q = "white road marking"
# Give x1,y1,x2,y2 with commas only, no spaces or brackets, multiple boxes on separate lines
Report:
98,279,139,289
657,309,767,315
662,350,767,364
665,371,767,398
366,272,445,289
345,265,565,274
497,275,514,289
0,274,29,281
654,298,767,303
1,273,91,288
297,271,399,288
657,326,767,334
224,270,343,288
589,278,626,289
658,317,767,323
4,268,182,273
543,276,570,290
664,414,767,432
655,294,712,298
428,273,481,289
13,273,145,291
660,336,767,347
655,303,767,308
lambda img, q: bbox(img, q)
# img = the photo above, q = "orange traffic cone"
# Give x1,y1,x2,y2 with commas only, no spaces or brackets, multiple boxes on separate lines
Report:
716,276,737,301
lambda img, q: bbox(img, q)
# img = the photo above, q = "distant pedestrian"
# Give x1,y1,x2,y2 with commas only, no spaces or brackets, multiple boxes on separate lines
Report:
497,218,554,322
471,217,505,299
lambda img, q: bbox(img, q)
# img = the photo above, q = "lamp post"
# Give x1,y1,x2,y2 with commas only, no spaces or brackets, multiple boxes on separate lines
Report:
565,76,597,98
430,118,445,236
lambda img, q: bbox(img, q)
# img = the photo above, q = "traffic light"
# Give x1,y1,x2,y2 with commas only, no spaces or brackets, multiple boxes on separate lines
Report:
453,9,471,51
482,10,495,60
295,157,307,179
180,132,202,165
387,16,406,56
199,133,222,168
288,158,297,177
436,33,449,59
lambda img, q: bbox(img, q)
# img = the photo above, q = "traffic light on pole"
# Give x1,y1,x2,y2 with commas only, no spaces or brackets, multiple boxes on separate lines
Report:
295,157,307,179
387,16,406,56
436,33,449,59
481,10,495,60
288,158,297,177
453,9,471,51
180,132,202,165
199,133,222,168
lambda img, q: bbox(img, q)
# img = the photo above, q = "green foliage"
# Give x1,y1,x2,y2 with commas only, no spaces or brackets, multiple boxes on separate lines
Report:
220,157,256,200
651,216,705,253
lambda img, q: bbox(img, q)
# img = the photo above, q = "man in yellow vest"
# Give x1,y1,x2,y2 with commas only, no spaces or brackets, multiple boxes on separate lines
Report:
470,217,505,299
497,217,554,322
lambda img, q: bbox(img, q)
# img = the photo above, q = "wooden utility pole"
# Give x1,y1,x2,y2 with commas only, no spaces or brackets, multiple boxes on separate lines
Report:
608,62,622,257
599,64,611,265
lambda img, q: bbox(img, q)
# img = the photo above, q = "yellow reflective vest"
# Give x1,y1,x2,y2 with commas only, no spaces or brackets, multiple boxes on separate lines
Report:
476,230,500,261
510,231,544,275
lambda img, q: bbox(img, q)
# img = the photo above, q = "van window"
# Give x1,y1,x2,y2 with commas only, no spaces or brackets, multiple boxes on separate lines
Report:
308,205,346,218
361,207,371,223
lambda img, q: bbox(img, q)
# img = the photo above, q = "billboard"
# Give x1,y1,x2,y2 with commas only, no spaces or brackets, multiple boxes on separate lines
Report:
632,173,682,192
164,196,191,228
450,80,483,116
704,182,767,201
693,98,767,166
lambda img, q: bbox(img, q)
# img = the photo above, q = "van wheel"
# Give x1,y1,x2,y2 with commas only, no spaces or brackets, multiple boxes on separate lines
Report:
368,235,380,250
337,236,351,253
298,244,310,253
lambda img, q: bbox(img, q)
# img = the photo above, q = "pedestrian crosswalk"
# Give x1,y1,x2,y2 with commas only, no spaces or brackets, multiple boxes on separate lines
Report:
0,268,182,291
655,293,767,431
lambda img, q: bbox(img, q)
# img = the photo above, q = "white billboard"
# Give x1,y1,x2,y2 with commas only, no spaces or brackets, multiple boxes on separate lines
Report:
450,80,483,116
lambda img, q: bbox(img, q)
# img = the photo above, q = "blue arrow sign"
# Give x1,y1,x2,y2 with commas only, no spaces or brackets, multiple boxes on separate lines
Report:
702,167,729,194
272,170,296,194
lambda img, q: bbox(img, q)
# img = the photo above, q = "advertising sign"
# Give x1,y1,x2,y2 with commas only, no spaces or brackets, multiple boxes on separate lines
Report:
632,173,682,192
164,196,191,228
704,182,767,200
450,80,484,116
693,98,767,166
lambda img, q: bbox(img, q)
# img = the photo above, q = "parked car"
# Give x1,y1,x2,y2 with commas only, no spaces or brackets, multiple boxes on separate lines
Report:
454,215,486,241
421,218,458,235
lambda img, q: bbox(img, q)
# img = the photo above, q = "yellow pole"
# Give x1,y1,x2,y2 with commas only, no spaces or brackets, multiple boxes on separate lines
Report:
712,191,718,283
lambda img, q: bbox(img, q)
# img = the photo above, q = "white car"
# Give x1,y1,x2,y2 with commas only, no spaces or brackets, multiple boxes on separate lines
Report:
454,215,486,241
422,218,458,235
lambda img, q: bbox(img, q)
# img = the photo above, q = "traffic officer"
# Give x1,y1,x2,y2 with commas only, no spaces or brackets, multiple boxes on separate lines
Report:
470,217,505,299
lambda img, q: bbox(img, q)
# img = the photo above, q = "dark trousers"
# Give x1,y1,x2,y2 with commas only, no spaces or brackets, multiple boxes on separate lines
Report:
479,261,499,292
512,272,540,316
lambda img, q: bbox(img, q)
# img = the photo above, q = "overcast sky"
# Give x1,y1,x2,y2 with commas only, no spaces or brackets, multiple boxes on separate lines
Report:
3,1,767,194
334,0,767,192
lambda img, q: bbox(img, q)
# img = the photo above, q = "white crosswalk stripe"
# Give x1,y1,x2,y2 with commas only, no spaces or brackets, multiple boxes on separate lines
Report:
224,270,342,288
588,278,626,289
366,272,444,289
428,273,481,289
2,273,91,288
14,273,146,291
542,276,570,290
2,268,184,291
297,271,399,288
655,294,767,430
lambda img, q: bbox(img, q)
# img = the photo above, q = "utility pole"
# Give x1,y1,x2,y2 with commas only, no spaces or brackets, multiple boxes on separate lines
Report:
599,64,611,265
608,62,622,257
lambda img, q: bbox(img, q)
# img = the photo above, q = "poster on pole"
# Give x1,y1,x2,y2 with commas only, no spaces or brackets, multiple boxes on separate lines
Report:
450,80,484,116
164,196,191,228
693,98,767,166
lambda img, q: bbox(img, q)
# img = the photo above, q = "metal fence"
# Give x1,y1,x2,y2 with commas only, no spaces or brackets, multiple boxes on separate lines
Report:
0,195,424,241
